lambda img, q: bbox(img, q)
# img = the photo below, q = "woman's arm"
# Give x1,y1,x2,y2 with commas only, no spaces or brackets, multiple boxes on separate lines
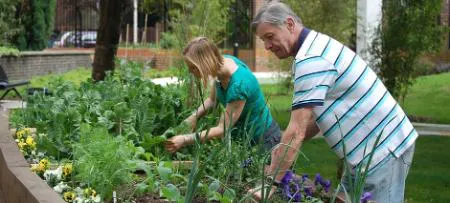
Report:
194,99,245,142
165,99,245,152
184,83,217,130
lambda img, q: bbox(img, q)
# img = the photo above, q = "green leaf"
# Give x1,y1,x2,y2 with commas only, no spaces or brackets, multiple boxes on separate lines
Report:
157,165,172,183
161,184,182,202
208,180,220,193
135,182,150,195
223,188,236,201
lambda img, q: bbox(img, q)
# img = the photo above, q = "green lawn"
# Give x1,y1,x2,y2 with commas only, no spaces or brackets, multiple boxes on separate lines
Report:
403,72,450,124
296,136,450,203
261,84,292,129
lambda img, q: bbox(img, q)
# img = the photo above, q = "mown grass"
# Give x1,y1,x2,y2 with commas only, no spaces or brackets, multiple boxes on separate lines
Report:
402,72,450,124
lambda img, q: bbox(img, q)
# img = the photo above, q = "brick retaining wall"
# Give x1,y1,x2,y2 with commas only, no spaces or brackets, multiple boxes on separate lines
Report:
0,51,93,81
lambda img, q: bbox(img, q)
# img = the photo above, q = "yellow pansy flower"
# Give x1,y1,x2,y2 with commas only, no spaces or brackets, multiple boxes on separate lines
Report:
26,136,34,145
63,163,73,177
17,140,27,149
25,136,36,150
83,187,97,198
30,164,40,172
16,130,24,139
63,191,76,202
23,128,31,135
39,159,49,171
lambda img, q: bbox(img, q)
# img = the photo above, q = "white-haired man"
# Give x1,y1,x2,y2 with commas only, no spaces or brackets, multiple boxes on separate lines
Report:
251,2,417,202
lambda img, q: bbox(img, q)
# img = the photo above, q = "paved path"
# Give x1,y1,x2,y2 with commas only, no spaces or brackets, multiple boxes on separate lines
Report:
151,72,289,86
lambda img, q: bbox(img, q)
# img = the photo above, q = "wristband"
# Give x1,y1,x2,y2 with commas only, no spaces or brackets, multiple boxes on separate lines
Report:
183,133,197,144
267,176,282,187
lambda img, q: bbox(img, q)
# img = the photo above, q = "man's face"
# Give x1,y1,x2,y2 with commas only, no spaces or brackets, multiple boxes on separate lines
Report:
256,21,294,59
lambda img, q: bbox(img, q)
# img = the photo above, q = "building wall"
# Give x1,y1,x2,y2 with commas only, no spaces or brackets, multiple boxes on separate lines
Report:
1,51,93,81
252,0,274,72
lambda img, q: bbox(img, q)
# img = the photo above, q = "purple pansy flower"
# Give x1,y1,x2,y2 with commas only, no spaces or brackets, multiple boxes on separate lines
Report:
281,170,302,202
240,157,253,168
304,186,313,197
314,173,322,185
283,182,301,202
302,174,309,183
281,170,294,185
360,192,372,203
321,180,331,193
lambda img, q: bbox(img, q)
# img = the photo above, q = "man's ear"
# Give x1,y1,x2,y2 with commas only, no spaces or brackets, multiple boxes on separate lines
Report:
286,17,296,33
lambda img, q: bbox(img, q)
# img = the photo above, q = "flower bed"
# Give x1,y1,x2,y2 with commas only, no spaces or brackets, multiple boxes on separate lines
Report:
5,61,373,202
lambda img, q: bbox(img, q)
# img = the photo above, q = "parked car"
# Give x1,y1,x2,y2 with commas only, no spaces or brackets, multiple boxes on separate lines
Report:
53,31,97,48
65,31,97,48
53,31,73,48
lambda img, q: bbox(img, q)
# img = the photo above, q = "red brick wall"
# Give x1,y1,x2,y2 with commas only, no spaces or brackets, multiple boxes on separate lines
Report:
253,0,273,72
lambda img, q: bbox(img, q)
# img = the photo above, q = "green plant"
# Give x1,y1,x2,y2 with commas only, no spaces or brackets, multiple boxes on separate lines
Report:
0,0,22,47
73,124,137,201
16,0,56,50
10,60,194,159
159,32,178,49
0,46,20,56
371,0,445,101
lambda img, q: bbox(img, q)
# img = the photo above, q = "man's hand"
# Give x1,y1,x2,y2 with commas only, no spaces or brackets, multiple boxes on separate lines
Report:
164,135,187,153
247,184,277,201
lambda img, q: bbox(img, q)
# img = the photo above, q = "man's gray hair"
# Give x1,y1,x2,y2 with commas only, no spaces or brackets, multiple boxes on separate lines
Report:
252,1,302,29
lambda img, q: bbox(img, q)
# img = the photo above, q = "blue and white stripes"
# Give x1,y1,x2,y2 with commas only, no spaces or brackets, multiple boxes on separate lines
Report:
292,30,418,171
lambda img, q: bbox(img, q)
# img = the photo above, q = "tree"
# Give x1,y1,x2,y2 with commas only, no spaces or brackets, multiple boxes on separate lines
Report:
285,0,356,45
15,0,56,50
371,0,444,101
0,0,22,47
92,0,131,81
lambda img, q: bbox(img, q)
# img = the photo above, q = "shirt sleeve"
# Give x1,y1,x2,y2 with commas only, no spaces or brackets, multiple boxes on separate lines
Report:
226,80,249,103
292,56,337,110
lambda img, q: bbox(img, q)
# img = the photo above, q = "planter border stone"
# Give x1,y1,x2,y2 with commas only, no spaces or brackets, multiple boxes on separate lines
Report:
0,109,63,203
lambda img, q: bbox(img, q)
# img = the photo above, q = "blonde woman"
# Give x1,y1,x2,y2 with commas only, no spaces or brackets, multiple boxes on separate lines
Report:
165,37,281,153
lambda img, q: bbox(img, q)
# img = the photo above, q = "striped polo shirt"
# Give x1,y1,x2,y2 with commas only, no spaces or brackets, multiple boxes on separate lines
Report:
292,29,418,173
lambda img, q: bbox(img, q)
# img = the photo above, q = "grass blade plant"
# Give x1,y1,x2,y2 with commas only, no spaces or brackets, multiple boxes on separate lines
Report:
334,115,397,203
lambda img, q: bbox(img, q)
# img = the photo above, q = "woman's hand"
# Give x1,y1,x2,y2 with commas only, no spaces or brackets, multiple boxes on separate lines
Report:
164,136,187,153
165,134,196,153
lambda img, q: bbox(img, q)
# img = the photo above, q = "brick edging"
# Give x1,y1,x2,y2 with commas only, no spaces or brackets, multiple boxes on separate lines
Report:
0,110,63,203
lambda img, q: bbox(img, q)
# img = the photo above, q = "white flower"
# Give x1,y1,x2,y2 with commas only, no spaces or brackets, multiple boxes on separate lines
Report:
43,166,63,181
73,196,85,203
53,182,69,193
74,187,84,196
91,195,101,202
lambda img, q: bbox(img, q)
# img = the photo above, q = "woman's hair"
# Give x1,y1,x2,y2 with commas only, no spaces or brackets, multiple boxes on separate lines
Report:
183,37,223,85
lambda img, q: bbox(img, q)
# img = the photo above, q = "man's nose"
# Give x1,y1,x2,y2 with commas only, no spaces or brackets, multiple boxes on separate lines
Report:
264,41,272,50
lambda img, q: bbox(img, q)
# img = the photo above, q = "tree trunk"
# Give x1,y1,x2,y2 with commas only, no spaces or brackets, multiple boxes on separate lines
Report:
92,0,128,81
141,14,148,43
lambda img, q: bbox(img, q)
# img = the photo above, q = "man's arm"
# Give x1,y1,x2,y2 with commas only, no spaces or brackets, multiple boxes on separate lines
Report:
267,106,319,181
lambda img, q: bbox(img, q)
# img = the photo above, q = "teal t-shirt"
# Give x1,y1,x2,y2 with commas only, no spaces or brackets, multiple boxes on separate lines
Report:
215,55,273,140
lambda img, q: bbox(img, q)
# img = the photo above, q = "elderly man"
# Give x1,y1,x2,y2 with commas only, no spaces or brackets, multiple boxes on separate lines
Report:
251,2,417,202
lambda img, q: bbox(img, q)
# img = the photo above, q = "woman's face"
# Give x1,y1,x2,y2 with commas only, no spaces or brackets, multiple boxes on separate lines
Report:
185,59,201,78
